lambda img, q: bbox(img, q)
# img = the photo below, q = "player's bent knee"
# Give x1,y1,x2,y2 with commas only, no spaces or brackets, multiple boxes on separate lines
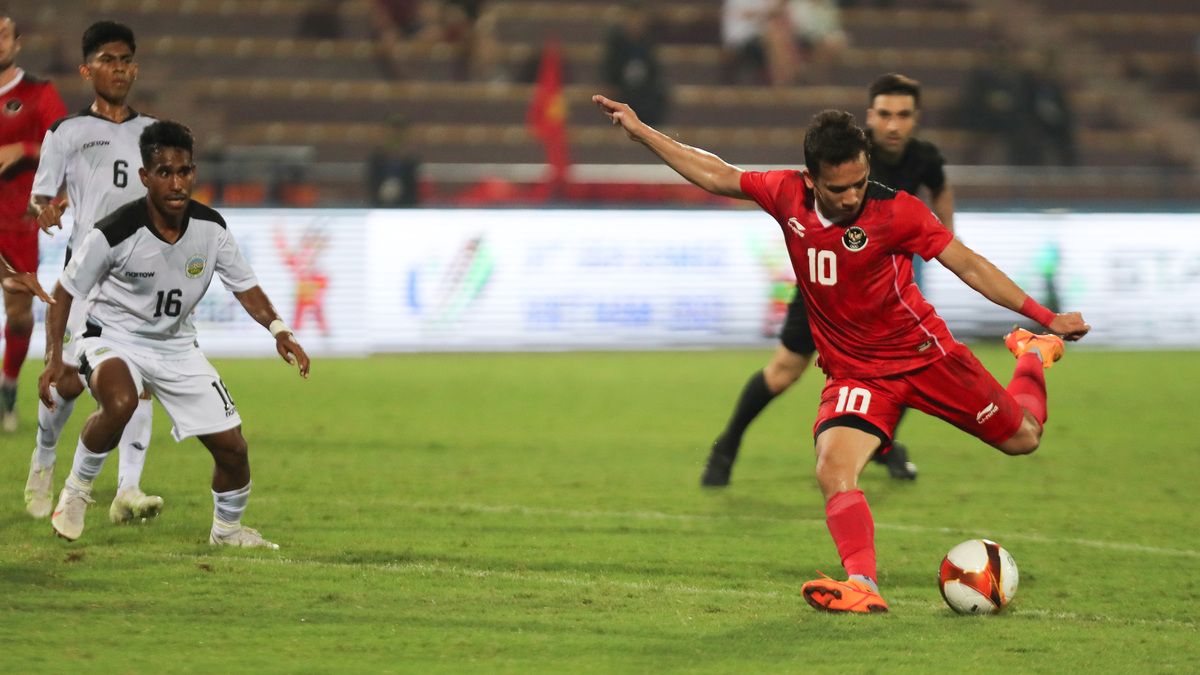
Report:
201,428,249,466
102,390,139,426
998,424,1040,456
58,369,86,400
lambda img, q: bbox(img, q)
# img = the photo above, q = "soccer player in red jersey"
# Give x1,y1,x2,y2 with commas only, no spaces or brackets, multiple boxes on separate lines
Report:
593,94,1089,613
0,15,66,431
702,73,950,487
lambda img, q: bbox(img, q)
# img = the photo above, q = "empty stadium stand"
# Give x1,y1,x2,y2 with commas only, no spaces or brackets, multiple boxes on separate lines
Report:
6,0,1198,206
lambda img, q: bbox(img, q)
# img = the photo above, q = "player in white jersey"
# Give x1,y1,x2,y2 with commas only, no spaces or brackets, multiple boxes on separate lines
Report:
24,21,162,522
41,120,309,548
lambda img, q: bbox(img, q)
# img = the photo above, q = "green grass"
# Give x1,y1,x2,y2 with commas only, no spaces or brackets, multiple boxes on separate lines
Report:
2,346,1198,673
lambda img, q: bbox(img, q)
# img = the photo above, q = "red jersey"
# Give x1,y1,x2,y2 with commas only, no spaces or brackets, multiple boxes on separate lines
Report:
741,170,956,378
0,70,66,227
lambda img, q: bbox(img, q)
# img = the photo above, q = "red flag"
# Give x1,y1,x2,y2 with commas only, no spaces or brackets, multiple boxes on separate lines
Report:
526,37,570,191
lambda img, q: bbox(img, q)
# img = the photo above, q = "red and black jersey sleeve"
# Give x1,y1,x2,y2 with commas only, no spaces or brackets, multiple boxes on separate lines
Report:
740,170,806,224
891,190,953,261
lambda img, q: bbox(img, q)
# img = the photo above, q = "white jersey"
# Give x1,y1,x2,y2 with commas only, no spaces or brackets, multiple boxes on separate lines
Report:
61,198,259,354
31,108,157,251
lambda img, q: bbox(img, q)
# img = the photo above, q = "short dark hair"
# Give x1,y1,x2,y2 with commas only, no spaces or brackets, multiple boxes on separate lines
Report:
82,20,136,60
868,73,921,108
1,16,20,38
803,110,870,179
139,120,194,167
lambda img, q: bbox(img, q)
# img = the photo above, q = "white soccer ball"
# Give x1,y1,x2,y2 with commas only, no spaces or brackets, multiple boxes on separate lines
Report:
938,539,1019,615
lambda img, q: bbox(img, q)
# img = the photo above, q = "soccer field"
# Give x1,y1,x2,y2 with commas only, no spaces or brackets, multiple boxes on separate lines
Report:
2,345,1198,673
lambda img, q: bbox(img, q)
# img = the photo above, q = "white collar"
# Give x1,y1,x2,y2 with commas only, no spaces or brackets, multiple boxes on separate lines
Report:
0,68,26,97
814,200,838,228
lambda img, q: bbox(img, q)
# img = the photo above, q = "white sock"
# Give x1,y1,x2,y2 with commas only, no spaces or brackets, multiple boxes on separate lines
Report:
68,438,110,488
212,482,252,531
35,388,76,469
849,574,879,593
116,399,153,492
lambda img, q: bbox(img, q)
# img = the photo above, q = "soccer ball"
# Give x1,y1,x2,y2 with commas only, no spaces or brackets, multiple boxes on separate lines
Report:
938,539,1018,615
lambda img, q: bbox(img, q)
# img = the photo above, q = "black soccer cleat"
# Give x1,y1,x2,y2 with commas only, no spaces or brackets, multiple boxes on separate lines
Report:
873,441,918,480
701,452,734,487
700,435,739,487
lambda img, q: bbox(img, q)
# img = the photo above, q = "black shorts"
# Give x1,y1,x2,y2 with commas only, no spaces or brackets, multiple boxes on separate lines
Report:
779,286,816,356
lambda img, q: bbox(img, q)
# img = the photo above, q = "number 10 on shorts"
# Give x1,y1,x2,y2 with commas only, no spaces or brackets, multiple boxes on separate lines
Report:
835,386,871,414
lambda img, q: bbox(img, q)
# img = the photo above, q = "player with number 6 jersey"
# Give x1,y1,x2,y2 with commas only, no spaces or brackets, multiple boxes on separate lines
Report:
32,104,153,252
23,21,161,525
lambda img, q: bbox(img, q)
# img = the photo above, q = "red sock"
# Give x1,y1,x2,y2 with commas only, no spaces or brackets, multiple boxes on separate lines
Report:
1006,352,1047,426
825,489,876,581
2,324,32,381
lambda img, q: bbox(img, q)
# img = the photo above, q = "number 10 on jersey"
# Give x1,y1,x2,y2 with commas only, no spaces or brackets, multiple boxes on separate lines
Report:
808,249,837,286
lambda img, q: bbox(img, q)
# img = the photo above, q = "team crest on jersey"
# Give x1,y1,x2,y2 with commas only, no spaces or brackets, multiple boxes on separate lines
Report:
842,226,868,252
185,254,206,278
3,99,21,115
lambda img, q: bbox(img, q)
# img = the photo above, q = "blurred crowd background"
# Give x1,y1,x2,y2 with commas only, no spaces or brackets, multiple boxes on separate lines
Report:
9,0,1200,209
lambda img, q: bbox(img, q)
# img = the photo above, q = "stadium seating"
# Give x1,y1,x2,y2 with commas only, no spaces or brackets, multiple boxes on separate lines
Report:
9,0,1199,205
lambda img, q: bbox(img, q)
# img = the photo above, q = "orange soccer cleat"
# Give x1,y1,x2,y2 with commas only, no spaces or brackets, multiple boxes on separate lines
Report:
1004,327,1064,369
801,574,889,614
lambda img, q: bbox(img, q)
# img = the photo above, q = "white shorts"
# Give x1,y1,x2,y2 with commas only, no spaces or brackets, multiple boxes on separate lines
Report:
78,336,243,441
61,298,90,369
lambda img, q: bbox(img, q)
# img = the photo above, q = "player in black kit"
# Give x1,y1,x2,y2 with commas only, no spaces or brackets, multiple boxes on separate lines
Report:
702,73,955,487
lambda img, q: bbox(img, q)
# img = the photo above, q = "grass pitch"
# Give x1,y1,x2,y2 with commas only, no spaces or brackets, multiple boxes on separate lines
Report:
2,345,1198,673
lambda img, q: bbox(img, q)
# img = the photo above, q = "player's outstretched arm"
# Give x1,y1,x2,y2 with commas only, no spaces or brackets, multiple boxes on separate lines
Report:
592,94,747,199
937,238,1090,341
0,254,53,302
38,283,75,409
233,286,311,378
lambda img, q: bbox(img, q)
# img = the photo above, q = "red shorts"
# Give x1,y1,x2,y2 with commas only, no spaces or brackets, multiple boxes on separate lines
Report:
812,343,1025,448
0,221,38,273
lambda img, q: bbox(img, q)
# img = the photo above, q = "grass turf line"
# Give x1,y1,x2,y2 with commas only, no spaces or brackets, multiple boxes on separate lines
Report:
2,346,1198,672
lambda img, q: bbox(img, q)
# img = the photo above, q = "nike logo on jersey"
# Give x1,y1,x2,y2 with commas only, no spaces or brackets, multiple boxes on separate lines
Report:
787,217,805,237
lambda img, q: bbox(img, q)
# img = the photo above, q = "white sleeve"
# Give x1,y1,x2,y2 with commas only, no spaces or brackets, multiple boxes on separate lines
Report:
60,229,112,299
31,125,68,198
215,228,259,293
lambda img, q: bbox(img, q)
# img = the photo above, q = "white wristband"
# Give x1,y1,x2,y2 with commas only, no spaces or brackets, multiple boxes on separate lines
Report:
268,319,291,338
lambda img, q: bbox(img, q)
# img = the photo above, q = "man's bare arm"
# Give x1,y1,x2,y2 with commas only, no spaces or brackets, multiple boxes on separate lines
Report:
233,285,310,378
937,238,1089,340
592,95,747,198
37,284,75,408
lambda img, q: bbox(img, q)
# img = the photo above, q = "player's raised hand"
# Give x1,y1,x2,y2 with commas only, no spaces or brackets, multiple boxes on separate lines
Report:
276,334,311,379
35,197,68,234
592,95,644,140
1,271,54,303
38,361,61,409
1049,312,1090,341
